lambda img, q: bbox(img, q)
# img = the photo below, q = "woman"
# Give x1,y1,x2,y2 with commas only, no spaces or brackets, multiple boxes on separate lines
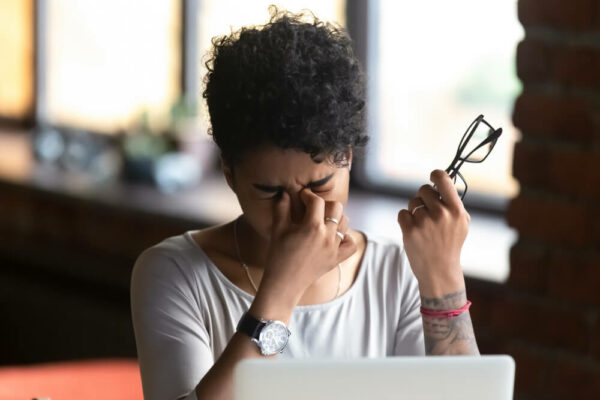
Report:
131,8,478,400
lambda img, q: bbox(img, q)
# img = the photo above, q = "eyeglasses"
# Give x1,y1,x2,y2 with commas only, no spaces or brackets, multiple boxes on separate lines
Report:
445,114,503,200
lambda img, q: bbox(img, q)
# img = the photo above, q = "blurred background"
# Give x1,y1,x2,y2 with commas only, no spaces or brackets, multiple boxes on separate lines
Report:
0,1,598,399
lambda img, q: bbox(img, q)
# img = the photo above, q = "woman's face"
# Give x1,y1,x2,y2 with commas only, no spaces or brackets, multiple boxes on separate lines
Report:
223,145,352,241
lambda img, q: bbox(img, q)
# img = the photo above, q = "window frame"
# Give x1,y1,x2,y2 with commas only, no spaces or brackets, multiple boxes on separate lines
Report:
0,0,36,130
32,0,193,135
4,0,510,215
346,0,511,215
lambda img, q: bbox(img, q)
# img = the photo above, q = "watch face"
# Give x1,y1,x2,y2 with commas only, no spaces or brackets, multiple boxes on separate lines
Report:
258,320,290,355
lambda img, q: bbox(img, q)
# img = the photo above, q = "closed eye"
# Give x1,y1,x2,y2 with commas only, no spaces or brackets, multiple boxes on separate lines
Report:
267,190,283,200
254,173,335,199
311,187,331,194
264,187,332,200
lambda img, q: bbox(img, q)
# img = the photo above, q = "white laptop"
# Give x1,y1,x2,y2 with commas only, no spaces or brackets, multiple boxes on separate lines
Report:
234,355,515,400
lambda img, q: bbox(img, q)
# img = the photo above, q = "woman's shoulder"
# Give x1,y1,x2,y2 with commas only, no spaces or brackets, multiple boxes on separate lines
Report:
133,223,235,284
136,231,195,262
360,231,415,288
132,229,213,283
362,231,406,262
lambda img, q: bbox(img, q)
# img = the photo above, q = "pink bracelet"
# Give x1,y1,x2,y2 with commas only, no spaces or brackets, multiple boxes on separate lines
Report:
420,300,472,318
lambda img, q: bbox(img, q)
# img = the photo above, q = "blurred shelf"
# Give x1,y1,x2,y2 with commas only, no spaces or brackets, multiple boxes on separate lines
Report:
0,129,514,283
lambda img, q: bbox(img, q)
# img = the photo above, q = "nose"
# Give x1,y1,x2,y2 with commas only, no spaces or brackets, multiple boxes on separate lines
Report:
289,191,306,223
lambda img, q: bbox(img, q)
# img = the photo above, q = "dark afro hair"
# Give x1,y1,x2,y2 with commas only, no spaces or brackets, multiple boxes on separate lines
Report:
202,6,368,167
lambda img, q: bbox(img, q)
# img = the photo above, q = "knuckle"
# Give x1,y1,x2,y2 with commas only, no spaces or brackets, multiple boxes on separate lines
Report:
331,201,343,212
323,234,335,248
449,204,464,217
463,210,471,224
340,214,350,227
408,197,421,208
313,195,325,206
307,219,321,231
417,184,432,196
437,207,451,222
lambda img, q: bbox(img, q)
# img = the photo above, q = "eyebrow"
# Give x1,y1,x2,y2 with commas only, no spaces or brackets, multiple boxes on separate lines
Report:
253,173,335,192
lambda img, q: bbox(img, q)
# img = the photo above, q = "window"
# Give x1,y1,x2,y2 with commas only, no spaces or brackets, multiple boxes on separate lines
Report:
363,0,523,210
43,0,181,133
0,0,34,120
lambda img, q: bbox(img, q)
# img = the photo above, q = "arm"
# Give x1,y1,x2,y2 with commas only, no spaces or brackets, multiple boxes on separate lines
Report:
398,170,479,356
196,190,356,399
195,286,297,400
420,289,479,355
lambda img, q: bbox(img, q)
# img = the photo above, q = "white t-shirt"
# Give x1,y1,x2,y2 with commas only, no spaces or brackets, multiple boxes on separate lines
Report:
131,230,425,400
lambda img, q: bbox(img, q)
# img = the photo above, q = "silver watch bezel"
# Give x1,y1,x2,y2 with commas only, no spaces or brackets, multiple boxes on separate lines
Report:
252,319,291,356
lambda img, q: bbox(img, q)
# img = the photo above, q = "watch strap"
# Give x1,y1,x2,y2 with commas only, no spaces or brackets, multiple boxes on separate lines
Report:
237,312,266,339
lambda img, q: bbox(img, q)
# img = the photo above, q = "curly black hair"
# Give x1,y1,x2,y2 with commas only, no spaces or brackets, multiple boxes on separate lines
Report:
202,6,368,167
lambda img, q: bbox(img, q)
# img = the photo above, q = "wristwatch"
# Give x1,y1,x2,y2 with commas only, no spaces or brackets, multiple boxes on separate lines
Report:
236,312,291,356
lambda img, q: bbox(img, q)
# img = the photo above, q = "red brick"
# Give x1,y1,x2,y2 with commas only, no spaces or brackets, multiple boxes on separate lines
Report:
548,357,600,399
518,0,599,30
506,341,600,400
548,150,600,199
511,140,548,188
553,46,600,87
516,39,551,83
512,141,600,199
507,239,548,293
591,320,600,359
590,207,600,248
547,251,600,306
464,288,496,327
472,328,507,355
489,295,591,354
506,194,589,247
505,342,551,398
518,39,600,88
512,92,594,143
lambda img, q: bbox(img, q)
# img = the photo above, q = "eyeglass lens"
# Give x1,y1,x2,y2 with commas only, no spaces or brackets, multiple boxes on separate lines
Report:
452,170,467,200
461,120,495,162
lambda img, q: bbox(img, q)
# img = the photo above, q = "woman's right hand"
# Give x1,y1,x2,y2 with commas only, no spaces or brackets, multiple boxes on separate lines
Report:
252,189,357,315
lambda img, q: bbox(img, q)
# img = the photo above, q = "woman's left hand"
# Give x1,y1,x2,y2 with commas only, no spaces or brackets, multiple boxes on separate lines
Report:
397,169,470,298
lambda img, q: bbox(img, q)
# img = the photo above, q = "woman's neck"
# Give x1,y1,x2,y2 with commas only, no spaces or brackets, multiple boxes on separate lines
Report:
234,216,270,269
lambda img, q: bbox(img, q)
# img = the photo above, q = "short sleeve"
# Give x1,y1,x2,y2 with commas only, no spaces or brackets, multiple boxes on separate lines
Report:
131,246,214,400
393,248,425,356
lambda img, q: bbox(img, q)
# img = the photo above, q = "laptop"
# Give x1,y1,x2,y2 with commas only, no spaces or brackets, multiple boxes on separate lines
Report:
234,355,515,400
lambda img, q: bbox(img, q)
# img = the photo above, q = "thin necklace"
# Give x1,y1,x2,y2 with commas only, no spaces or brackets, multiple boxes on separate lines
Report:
233,217,259,293
233,217,343,299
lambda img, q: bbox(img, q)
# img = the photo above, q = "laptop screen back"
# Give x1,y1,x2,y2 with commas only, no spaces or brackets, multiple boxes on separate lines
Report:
234,355,515,400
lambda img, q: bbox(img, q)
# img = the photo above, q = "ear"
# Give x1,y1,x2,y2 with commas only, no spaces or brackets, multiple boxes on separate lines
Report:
221,157,235,191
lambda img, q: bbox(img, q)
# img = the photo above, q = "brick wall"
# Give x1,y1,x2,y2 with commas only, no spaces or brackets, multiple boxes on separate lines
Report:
502,0,600,398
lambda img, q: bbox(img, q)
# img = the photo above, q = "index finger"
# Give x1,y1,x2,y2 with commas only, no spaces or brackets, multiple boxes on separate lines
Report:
299,188,325,225
272,190,292,232
430,169,462,211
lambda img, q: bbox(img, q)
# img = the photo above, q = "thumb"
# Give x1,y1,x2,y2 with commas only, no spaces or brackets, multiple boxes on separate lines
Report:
336,234,357,265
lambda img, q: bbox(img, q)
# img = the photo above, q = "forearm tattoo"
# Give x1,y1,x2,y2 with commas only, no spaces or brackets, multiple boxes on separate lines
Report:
421,290,480,355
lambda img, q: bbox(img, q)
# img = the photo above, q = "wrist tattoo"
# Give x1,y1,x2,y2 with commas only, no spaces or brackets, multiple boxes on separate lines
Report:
420,290,479,356
421,290,467,310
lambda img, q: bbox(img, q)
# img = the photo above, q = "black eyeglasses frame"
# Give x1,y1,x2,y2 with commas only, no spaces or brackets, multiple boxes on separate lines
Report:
445,114,503,200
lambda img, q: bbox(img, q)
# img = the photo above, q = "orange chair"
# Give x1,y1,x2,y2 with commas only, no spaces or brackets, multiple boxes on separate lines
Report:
0,359,143,400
